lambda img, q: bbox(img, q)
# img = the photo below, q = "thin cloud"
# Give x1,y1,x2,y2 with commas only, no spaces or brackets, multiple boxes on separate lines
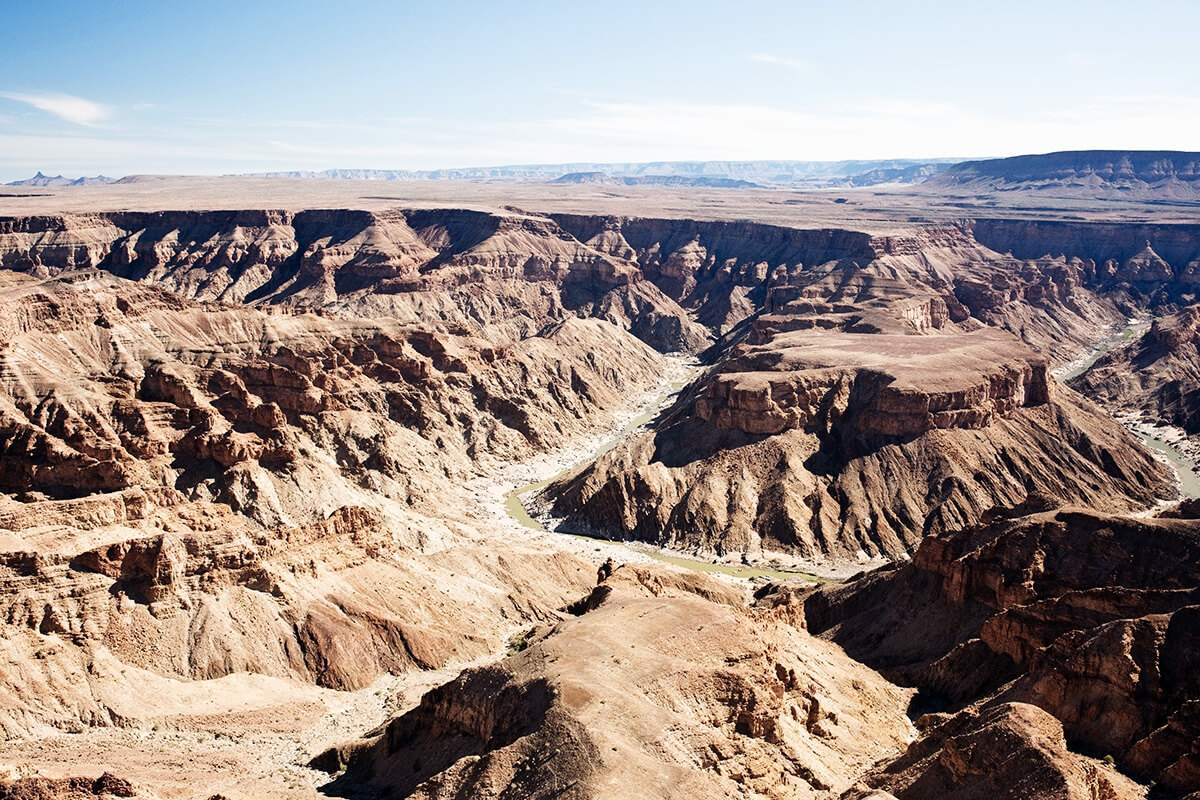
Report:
749,53,808,72
0,91,110,126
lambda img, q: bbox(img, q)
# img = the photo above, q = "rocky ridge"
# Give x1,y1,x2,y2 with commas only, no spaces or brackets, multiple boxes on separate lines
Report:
801,503,1200,796
317,564,916,800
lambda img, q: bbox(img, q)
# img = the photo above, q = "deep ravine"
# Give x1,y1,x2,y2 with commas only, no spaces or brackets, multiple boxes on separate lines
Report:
1058,316,1200,500
497,356,828,583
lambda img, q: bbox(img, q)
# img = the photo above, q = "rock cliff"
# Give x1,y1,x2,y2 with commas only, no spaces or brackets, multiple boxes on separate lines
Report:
802,504,1200,795
0,210,709,352
1072,305,1200,433
544,329,1169,561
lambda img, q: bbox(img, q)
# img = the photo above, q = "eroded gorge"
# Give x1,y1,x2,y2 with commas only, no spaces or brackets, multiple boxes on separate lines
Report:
0,203,1198,799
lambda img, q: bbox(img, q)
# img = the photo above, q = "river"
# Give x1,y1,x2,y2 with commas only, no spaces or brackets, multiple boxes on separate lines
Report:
501,359,826,583
1055,318,1200,501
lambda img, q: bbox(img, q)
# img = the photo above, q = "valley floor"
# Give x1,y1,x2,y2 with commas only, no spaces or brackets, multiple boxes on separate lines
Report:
1057,317,1200,501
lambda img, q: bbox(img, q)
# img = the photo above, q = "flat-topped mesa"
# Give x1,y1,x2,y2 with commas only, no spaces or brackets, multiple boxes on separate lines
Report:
695,329,1050,440
540,319,1161,562
968,219,1200,290
929,150,1200,197
750,292,961,341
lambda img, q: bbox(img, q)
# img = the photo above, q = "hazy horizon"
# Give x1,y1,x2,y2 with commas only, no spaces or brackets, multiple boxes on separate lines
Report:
8,155,980,183
3,0,1199,182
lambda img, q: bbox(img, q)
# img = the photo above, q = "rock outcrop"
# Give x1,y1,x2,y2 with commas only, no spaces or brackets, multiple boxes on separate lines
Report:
1073,305,1200,433
544,329,1170,561
0,772,136,799
317,564,915,800
802,505,1200,795
842,702,1145,800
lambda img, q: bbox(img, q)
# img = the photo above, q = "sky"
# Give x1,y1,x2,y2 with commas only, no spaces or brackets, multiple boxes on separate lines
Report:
1,0,1198,180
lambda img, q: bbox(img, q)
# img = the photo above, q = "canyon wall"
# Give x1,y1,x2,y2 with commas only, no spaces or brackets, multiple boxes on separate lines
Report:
543,328,1168,561
802,505,1200,796
1072,305,1200,433
0,268,670,738
6,210,1198,568
971,219,1200,290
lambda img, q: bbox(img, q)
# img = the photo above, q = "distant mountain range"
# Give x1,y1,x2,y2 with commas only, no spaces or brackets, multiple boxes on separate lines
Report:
549,172,763,188
928,150,1200,197
5,171,116,187
243,159,962,188
10,152,1200,197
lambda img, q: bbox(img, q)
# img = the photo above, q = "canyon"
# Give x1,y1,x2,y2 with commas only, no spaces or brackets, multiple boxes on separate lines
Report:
0,165,1197,799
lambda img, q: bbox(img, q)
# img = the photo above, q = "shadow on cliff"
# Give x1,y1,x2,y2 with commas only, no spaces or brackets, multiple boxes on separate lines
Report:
314,674,558,799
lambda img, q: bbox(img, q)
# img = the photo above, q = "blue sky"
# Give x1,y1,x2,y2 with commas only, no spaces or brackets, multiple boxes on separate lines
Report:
1,0,1198,180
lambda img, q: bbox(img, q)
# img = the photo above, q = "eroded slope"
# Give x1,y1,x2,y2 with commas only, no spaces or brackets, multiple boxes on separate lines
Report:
318,564,915,800
0,269,668,744
802,502,1200,796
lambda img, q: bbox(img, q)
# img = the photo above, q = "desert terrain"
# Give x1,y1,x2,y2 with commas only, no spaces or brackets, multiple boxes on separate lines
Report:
0,151,1198,799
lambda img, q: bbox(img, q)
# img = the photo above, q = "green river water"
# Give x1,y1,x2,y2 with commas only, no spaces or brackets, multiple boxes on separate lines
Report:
1059,318,1200,500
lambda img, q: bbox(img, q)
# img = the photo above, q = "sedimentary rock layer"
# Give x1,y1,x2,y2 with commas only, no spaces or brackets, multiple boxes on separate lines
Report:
544,329,1170,560
1073,305,1200,433
802,504,1200,795
0,268,667,737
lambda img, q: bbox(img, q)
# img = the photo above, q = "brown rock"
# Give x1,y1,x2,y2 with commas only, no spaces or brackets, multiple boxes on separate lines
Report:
844,702,1144,800
804,506,1200,792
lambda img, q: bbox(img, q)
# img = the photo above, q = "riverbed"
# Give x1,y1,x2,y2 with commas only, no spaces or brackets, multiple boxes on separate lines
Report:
1057,317,1200,501
495,357,829,584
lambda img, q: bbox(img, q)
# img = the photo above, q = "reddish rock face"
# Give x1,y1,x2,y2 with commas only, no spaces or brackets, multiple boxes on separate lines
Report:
802,506,1200,793
843,702,1145,800
695,328,1050,440
0,771,137,799
969,219,1200,287
0,209,712,352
